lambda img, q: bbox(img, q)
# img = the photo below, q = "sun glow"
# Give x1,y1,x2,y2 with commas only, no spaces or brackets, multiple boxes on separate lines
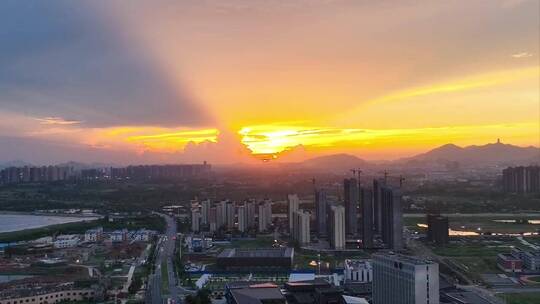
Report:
238,122,539,158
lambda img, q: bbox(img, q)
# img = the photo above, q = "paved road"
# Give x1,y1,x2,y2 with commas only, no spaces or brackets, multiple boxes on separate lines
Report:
146,214,181,304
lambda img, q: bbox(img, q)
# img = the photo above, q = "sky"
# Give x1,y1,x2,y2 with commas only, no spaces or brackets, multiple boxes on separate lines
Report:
0,0,538,165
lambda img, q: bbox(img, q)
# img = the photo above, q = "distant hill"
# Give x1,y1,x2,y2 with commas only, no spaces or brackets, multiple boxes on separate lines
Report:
405,140,540,166
299,153,370,171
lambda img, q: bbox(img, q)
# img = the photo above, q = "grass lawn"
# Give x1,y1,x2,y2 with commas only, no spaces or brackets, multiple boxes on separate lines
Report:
528,276,540,283
432,243,514,257
161,261,169,295
451,257,500,274
498,292,540,304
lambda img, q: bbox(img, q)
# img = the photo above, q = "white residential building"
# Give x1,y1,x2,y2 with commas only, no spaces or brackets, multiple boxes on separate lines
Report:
216,201,227,229
329,205,346,250
258,200,272,233
109,229,128,242
292,210,310,245
201,199,210,225
84,227,104,242
237,205,248,232
54,235,80,249
132,229,155,242
191,208,201,232
288,194,300,232
225,201,236,230
373,253,439,304
344,259,373,283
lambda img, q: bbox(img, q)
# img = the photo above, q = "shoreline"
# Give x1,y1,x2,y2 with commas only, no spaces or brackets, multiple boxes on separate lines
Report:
0,210,101,218
0,218,103,243
0,213,102,235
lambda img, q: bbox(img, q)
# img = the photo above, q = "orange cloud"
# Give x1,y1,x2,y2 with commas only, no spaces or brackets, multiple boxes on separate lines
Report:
239,122,539,159
36,117,82,125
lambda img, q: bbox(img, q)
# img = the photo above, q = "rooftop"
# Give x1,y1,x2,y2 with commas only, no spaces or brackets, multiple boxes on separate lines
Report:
498,253,521,261
218,247,294,259
374,253,437,266
229,284,285,304
345,259,372,269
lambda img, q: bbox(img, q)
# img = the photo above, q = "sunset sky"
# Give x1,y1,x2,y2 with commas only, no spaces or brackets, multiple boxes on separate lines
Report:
0,0,538,164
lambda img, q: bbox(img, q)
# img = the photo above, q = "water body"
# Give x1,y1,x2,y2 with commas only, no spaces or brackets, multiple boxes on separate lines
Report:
0,275,34,283
0,213,99,233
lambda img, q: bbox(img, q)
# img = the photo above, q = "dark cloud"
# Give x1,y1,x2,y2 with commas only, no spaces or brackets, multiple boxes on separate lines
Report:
0,1,212,127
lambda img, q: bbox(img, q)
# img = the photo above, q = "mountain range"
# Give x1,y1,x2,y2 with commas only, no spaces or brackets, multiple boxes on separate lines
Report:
403,140,539,165
1,141,538,170
298,141,540,170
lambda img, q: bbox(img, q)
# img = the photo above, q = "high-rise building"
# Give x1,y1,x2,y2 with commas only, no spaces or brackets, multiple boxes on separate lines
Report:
373,254,439,304
216,201,227,229
315,189,328,236
427,214,449,245
246,200,257,228
288,194,300,233
237,205,248,232
258,200,272,232
292,210,310,246
226,201,236,230
201,200,210,225
344,178,359,235
208,207,217,232
191,208,201,232
361,188,374,249
380,186,403,251
372,179,384,233
329,205,346,250
503,166,540,193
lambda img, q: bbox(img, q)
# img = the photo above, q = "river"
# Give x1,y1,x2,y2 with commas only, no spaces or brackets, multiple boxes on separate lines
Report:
0,213,100,233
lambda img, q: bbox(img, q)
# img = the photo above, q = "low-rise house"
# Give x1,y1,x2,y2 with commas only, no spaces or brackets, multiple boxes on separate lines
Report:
509,248,540,271
0,283,100,304
497,253,523,273
344,259,372,283
186,235,213,252
84,227,104,242
131,229,155,242
53,235,80,249
521,250,540,271
109,229,128,242
30,236,53,245
343,259,373,295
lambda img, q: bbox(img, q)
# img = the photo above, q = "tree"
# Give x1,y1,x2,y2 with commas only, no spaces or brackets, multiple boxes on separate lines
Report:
184,289,211,304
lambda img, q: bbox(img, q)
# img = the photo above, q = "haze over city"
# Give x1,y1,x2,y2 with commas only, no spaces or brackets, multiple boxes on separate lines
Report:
3,2,540,304
0,0,539,165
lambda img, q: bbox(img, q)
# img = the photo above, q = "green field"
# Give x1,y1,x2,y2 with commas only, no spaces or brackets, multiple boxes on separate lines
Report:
432,243,516,257
498,292,540,304
161,261,169,295
0,181,199,213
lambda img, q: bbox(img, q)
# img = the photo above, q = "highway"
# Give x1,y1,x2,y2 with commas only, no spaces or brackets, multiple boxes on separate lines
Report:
146,214,181,304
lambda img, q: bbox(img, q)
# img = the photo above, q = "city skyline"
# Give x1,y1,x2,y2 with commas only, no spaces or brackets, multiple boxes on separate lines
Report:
0,1,539,165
